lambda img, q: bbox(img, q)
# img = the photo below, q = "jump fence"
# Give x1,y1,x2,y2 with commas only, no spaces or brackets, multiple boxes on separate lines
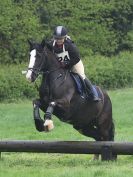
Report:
0,140,133,161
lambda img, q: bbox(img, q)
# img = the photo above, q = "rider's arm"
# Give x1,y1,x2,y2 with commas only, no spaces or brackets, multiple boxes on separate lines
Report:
67,41,81,68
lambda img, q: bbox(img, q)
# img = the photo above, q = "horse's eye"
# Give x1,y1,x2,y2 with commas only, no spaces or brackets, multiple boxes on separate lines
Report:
37,52,41,57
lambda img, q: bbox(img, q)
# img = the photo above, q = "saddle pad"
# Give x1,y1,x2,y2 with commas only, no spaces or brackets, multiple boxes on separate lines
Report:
70,72,85,97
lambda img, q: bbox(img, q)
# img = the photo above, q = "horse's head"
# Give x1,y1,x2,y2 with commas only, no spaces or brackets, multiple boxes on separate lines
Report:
26,40,46,82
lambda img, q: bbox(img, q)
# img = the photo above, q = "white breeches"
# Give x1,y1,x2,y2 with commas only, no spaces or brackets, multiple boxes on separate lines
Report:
72,60,86,79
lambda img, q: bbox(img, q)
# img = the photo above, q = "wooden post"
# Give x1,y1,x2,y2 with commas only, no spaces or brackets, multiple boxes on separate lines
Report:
101,145,113,161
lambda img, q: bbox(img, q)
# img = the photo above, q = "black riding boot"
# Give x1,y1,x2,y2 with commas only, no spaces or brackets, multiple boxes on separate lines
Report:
84,78,101,101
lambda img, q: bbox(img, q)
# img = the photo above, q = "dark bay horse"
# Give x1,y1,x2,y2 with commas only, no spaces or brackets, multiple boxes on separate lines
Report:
26,40,115,159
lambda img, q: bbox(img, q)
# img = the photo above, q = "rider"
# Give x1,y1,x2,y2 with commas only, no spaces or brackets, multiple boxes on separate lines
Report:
47,26,100,101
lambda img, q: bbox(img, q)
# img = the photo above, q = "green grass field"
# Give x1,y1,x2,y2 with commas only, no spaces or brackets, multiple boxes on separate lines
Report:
0,88,133,177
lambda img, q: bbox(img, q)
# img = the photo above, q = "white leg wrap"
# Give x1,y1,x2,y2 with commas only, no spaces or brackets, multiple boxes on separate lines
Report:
72,60,86,79
44,119,54,131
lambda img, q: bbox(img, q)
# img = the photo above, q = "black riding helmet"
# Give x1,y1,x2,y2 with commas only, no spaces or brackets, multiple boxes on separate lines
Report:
53,26,67,39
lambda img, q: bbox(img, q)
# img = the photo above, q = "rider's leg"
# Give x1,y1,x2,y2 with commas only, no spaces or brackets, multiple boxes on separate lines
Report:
84,78,100,101
72,60,100,101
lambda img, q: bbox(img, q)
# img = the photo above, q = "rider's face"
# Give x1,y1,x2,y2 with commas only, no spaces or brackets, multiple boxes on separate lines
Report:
55,38,65,45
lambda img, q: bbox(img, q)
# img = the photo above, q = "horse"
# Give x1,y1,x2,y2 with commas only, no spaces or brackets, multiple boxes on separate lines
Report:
26,39,116,160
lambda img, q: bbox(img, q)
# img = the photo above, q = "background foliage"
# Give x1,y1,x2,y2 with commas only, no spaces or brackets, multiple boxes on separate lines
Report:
0,0,133,64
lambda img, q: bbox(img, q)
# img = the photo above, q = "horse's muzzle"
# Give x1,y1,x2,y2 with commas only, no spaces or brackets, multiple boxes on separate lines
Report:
26,71,37,82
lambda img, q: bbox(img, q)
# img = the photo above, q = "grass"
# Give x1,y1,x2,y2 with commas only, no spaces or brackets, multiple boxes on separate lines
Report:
0,88,133,177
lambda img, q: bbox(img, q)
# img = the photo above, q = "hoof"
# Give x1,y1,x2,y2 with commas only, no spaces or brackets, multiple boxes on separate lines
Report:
93,154,99,160
44,119,54,132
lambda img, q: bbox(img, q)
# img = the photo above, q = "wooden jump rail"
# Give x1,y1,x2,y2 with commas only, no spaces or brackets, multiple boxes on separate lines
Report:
0,140,133,160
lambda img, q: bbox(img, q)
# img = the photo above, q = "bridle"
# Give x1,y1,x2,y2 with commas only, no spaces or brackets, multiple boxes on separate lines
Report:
27,46,69,92
27,49,47,77
28,48,63,77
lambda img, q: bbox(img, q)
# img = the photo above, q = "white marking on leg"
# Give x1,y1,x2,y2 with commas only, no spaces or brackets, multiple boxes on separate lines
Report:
44,119,54,131
26,49,36,81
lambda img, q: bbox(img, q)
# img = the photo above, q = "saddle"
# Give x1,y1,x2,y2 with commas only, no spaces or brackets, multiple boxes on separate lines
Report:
70,72,100,100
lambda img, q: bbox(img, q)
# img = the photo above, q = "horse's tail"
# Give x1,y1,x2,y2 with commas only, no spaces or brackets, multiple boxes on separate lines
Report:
109,120,115,141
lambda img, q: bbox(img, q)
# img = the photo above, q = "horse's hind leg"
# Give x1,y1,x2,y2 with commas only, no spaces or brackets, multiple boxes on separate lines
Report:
98,118,115,141
73,125,101,140
73,122,116,160
98,119,117,160
73,124,102,160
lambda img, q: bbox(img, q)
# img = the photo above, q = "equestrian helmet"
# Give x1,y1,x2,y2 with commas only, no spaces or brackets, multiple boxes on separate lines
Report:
53,26,67,39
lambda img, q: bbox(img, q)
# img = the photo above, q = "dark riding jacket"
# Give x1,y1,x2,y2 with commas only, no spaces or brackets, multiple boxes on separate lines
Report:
47,38,80,69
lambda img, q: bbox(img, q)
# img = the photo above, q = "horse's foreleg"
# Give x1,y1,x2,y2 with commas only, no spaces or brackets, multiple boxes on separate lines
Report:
44,102,56,132
33,99,45,132
33,100,56,132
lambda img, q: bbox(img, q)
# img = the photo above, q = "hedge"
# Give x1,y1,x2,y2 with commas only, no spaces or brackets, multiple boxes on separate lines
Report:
0,0,133,64
0,64,38,102
84,51,133,89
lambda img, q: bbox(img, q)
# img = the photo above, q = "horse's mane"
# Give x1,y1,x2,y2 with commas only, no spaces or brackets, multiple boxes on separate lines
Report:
40,38,53,52
45,42,53,52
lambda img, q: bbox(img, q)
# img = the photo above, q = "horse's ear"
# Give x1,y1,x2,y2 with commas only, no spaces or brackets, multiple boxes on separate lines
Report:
41,39,46,48
41,37,53,51
27,39,33,47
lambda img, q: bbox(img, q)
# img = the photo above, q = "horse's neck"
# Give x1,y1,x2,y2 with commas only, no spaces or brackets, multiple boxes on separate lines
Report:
45,49,66,81
46,49,60,70
41,49,74,101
